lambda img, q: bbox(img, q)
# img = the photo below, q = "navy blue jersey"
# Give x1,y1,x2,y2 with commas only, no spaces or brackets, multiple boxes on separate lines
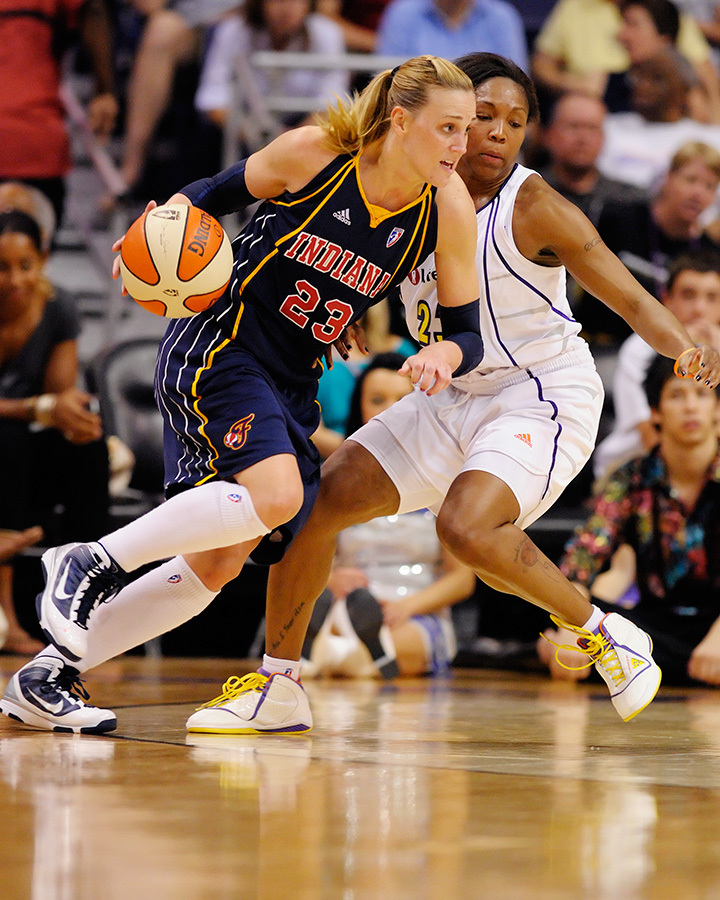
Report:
197,153,439,385
155,151,438,560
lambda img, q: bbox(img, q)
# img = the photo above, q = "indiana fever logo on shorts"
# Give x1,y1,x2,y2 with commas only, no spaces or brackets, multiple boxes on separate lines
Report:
224,413,255,450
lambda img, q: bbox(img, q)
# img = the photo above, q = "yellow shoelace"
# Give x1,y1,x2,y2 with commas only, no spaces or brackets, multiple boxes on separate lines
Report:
542,615,626,686
196,672,268,710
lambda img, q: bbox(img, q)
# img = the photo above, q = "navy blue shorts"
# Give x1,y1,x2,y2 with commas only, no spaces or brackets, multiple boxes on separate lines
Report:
157,319,321,564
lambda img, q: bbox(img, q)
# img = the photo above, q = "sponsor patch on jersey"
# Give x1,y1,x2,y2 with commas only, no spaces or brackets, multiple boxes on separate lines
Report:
333,208,351,225
224,413,255,450
386,227,404,248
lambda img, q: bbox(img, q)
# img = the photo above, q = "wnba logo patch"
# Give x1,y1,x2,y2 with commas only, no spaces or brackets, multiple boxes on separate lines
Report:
224,413,255,450
386,227,404,248
167,573,183,583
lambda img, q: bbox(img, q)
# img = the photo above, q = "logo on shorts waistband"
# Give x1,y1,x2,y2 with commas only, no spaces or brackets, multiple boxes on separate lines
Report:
514,432,532,448
224,413,255,450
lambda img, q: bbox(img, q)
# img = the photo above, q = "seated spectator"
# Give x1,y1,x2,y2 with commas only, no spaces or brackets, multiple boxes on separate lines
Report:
606,0,720,122
532,0,715,118
539,92,645,227
194,0,349,148
376,0,529,72
0,210,109,653
583,140,720,342
539,353,720,686
0,0,117,229
594,249,720,478
108,0,239,210
597,48,720,189
302,353,477,678
0,182,56,253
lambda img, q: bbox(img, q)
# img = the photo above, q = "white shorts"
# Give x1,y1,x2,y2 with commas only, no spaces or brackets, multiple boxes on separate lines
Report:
351,354,604,530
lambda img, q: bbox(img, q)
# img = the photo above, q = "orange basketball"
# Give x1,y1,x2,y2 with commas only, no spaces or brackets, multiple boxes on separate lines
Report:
119,204,233,318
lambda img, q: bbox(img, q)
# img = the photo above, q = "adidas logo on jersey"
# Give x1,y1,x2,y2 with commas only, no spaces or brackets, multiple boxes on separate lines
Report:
514,433,533,447
333,208,351,225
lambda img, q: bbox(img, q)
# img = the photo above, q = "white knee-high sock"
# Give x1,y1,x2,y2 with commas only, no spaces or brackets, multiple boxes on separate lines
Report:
100,482,270,572
70,557,219,672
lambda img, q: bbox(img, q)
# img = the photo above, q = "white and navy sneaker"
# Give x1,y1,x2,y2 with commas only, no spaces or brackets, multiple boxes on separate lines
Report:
549,612,662,721
0,656,117,734
37,542,127,661
186,670,313,734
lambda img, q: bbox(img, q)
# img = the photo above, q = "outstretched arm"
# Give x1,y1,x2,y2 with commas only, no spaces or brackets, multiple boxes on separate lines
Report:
514,176,720,385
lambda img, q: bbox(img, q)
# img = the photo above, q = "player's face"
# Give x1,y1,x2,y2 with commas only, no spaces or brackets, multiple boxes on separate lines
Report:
360,368,413,423
664,270,720,327
460,78,528,184
654,376,719,447
400,87,476,187
0,232,46,314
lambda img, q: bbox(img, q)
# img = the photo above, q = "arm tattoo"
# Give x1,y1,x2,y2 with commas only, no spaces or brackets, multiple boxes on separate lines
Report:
584,237,603,252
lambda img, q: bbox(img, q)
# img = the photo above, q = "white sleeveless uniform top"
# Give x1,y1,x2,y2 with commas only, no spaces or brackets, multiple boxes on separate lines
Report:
400,164,592,393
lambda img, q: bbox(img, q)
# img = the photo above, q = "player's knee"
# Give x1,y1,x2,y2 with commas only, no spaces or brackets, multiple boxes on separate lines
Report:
436,513,495,569
189,547,246,591
254,482,304,531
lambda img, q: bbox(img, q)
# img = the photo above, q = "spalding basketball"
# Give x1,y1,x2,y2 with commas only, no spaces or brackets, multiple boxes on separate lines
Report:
119,204,233,318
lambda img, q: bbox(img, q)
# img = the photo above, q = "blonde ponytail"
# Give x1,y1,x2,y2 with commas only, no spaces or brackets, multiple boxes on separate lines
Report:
318,55,473,155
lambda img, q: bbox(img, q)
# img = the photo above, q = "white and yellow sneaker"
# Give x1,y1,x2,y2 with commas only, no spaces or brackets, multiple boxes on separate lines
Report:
186,670,312,734
548,612,662,722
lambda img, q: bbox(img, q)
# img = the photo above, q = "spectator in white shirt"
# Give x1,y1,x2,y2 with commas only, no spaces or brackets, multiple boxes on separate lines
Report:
195,0,349,144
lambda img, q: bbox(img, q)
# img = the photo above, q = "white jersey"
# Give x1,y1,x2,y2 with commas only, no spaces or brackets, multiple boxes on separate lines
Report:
400,163,590,392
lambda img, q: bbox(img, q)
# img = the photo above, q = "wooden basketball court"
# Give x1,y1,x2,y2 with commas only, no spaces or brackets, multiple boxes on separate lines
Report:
2,655,720,899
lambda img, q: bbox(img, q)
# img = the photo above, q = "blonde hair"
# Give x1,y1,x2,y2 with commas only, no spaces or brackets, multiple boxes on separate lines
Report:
318,55,473,155
669,141,720,180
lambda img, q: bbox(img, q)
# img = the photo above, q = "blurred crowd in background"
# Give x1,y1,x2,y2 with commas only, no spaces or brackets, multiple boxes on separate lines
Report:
3,0,720,687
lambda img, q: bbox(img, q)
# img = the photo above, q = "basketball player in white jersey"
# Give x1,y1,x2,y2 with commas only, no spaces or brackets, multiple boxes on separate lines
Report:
191,52,720,731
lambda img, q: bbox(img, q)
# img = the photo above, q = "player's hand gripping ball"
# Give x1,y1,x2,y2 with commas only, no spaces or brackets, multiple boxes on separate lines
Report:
119,204,233,317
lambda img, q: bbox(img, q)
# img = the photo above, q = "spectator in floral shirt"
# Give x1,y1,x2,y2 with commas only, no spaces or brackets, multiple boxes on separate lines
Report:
539,352,720,685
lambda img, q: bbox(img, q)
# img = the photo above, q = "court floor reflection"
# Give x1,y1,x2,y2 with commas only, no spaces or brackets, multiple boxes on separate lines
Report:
2,660,720,899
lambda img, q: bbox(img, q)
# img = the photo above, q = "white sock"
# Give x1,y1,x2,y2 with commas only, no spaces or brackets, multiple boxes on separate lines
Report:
262,654,302,680
582,604,605,633
75,557,218,672
100,482,270,572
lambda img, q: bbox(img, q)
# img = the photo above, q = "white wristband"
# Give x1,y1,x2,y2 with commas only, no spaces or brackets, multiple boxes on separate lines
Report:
35,394,57,428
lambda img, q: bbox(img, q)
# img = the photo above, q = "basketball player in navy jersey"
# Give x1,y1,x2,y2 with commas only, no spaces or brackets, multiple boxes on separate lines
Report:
0,56,485,735
228,53,720,729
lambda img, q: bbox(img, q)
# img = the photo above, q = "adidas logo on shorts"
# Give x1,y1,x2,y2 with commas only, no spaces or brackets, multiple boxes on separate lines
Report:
514,433,532,447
